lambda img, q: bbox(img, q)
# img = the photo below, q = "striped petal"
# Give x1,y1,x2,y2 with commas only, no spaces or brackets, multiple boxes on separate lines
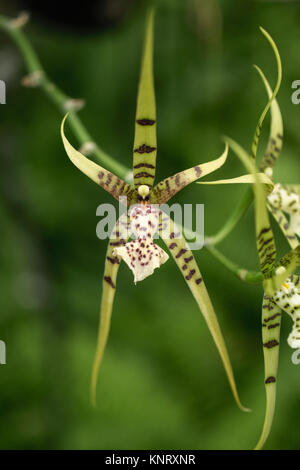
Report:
61,114,136,204
254,294,281,450
225,137,277,283
255,65,283,172
251,28,282,160
159,213,249,412
151,144,228,204
270,245,300,293
91,215,130,406
133,10,157,189
267,203,299,249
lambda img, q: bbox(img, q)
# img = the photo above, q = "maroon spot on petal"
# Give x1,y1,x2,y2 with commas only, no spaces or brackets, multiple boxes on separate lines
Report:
136,118,156,126
134,144,156,154
265,376,276,384
185,269,195,280
194,165,202,178
176,248,187,259
104,276,115,289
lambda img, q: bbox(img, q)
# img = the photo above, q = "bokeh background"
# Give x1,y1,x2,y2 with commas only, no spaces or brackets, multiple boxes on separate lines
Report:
0,0,299,450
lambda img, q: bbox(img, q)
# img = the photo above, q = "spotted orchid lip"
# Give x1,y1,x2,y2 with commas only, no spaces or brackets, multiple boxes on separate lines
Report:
114,239,169,283
272,277,300,349
268,183,300,238
113,203,169,283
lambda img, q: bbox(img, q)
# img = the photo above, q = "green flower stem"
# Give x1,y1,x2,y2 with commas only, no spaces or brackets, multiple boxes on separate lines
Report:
0,13,132,182
205,244,263,284
182,225,263,284
205,188,253,246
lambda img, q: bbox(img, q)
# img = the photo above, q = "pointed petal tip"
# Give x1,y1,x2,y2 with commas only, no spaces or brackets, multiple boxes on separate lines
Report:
240,404,252,413
234,394,251,413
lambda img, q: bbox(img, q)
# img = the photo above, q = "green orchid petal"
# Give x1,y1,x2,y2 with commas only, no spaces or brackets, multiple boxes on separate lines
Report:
255,65,283,172
262,245,300,296
133,9,157,189
267,203,299,249
255,294,281,450
197,173,274,194
91,216,130,406
225,137,277,278
159,213,249,412
274,244,300,281
151,144,228,204
61,114,136,204
251,28,282,160
290,273,300,285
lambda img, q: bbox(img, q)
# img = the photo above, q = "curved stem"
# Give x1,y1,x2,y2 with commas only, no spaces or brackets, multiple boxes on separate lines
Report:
205,245,263,284
183,225,263,284
0,13,132,182
206,188,253,246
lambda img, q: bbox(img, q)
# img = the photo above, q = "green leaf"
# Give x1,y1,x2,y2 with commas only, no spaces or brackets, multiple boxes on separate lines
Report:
251,28,282,160
133,9,157,189
159,213,249,412
61,114,136,203
91,216,129,406
255,294,281,450
151,144,228,204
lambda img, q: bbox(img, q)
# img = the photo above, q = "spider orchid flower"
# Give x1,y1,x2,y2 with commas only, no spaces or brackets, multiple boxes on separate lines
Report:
194,28,300,449
61,10,248,412
224,136,300,450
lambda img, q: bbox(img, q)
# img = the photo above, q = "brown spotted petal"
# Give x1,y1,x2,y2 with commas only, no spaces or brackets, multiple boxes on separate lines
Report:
114,203,168,283
151,144,228,204
61,114,135,204
114,238,168,283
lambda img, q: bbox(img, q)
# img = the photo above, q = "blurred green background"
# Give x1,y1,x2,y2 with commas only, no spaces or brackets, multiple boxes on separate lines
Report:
0,0,300,450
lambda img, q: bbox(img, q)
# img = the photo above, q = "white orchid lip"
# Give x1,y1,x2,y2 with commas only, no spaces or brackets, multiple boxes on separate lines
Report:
114,203,169,283
268,183,300,237
114,239,168,283
273,274,300,349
